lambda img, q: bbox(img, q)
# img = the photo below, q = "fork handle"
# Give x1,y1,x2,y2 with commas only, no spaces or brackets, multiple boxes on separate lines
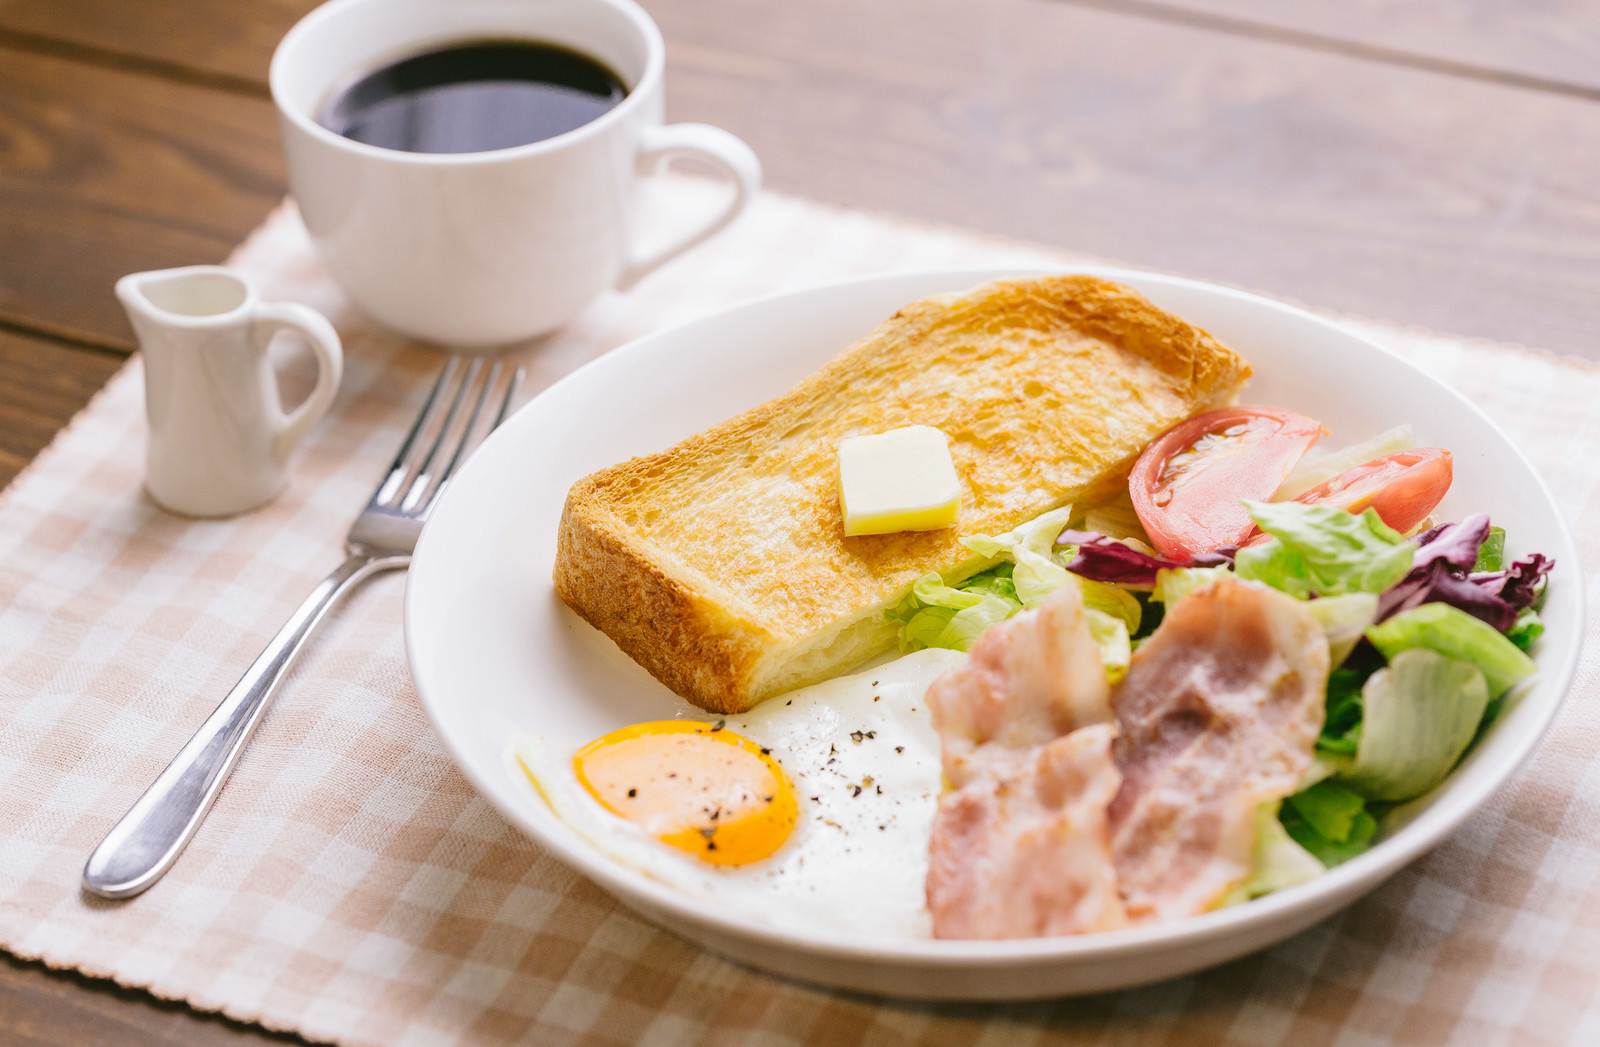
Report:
83,551,408,899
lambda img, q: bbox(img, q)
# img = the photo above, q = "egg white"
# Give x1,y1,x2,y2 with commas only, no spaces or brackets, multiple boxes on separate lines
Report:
511,648,965,938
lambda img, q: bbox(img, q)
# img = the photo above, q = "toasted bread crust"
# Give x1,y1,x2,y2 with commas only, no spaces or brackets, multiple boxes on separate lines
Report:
554,493,772,713
555,276,1251,713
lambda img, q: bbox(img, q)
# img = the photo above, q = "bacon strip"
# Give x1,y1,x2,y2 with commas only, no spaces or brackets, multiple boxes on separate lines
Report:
1108,577,1328,922
925,580,1127,938
924,575,1328,938
926,724,1127,938
926,577,1112,788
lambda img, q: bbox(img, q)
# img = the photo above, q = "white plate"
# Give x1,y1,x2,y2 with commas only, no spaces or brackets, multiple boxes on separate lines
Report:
404,268,1582,1000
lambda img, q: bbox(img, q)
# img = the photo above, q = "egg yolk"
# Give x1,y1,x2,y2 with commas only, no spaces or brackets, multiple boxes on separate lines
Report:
574,721,797,866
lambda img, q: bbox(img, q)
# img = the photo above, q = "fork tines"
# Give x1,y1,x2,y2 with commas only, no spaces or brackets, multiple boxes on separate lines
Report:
372,355,523,516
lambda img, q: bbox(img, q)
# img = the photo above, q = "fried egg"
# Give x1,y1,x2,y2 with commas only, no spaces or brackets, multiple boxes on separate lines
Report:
511,648,964,938
573,719,798,865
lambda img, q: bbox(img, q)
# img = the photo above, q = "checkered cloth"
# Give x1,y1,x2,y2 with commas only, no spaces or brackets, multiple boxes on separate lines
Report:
2,179,1597,1046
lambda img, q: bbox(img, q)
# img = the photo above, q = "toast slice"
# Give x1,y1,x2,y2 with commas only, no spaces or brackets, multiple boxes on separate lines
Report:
554,276,1250,713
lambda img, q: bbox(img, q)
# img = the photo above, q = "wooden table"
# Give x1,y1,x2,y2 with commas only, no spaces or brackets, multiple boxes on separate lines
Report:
2,0,1597,1040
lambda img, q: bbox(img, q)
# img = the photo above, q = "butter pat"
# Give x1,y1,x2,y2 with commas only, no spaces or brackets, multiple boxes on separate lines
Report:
837,425,962,536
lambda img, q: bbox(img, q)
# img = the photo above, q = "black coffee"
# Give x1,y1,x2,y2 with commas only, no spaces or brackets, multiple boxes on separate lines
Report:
317,40,627,154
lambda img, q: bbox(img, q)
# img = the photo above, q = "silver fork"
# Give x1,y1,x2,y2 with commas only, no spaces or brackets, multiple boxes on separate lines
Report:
83,355,521,900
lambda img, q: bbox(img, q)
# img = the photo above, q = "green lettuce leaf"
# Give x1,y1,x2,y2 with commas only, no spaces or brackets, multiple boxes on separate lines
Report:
895,504,1146,668
1317,667,1369,756
1082,499,1151,547
1281,781,1378,866
954,563,1018,603
954,504,1140,674
1473,526,1507,572
1221,802,1326,906
897,604,957,650
1307,591,1380,666
1333,647,1490,802
963,506,1076,607
1132,592,1165,641
1507,608,1544,652
1284,779,1366,840
962,505,1073,564
1084,607,1131,684
889,570,1023,652
908,572,987,610
1080,578,1142,637
931,595,1023,652
893,506,1138,659
1012,554,1066,608
1152,565,1231,605
1366,602,1537,696
1234,501,1414,599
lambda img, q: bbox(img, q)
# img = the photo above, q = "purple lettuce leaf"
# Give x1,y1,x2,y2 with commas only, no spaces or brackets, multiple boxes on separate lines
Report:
1378,558,1517,632
1056,530,1235,587
1471,553,1554,612
1410,522,1450,547
1375,516,1552,632
1412,513,1491,571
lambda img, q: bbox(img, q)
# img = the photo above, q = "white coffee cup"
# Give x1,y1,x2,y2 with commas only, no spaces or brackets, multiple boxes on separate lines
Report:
117,266,344,518
270,0,761,350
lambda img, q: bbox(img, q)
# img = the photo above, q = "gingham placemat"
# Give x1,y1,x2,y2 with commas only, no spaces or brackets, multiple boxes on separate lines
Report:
2,178,1597,1047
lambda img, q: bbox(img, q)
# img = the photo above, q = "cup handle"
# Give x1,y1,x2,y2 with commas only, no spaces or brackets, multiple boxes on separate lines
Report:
250,302,344,464
616,123,762,291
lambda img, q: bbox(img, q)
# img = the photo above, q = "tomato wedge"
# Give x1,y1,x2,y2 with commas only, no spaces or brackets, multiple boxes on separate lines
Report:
1130,406,1324,561
1295,448,1453,534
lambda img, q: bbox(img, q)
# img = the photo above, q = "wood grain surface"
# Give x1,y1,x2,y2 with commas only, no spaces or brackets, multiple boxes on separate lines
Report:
0,950,305,1046
0,330,123,488
0,45,281,348
650,0,1600,355
3,0,1600,355
1132,0,1600,95
1,0,1598,1041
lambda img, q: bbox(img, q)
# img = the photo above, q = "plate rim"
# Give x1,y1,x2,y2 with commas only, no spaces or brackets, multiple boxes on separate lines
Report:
404,264,1584,968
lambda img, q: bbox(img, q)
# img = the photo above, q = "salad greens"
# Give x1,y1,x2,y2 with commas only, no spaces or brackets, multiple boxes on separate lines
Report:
1473,526,1507,572
885,493,1550,889
1222,803,1326,904
1378,515,1551,632
1306,592,1380,666
1317,668,1367,756
962,507,1076,607
1152,565,1231,606
1330,648,1490,802
1234,505,1545,872
890,506,1140,678
1233,501,1413,598
1283,780,1368,848
1507,609,1544,652
1281,781,1379,867
1367,602,1536,697
889,568,1019,653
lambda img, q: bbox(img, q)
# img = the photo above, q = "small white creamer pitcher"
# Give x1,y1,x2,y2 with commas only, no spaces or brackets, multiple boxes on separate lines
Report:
116,265,343,517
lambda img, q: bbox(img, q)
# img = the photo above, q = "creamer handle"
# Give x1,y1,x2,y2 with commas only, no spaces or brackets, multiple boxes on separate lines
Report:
251,301,344,463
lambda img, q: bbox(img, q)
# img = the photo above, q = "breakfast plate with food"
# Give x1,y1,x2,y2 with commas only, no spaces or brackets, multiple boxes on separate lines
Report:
404,268,1580,999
